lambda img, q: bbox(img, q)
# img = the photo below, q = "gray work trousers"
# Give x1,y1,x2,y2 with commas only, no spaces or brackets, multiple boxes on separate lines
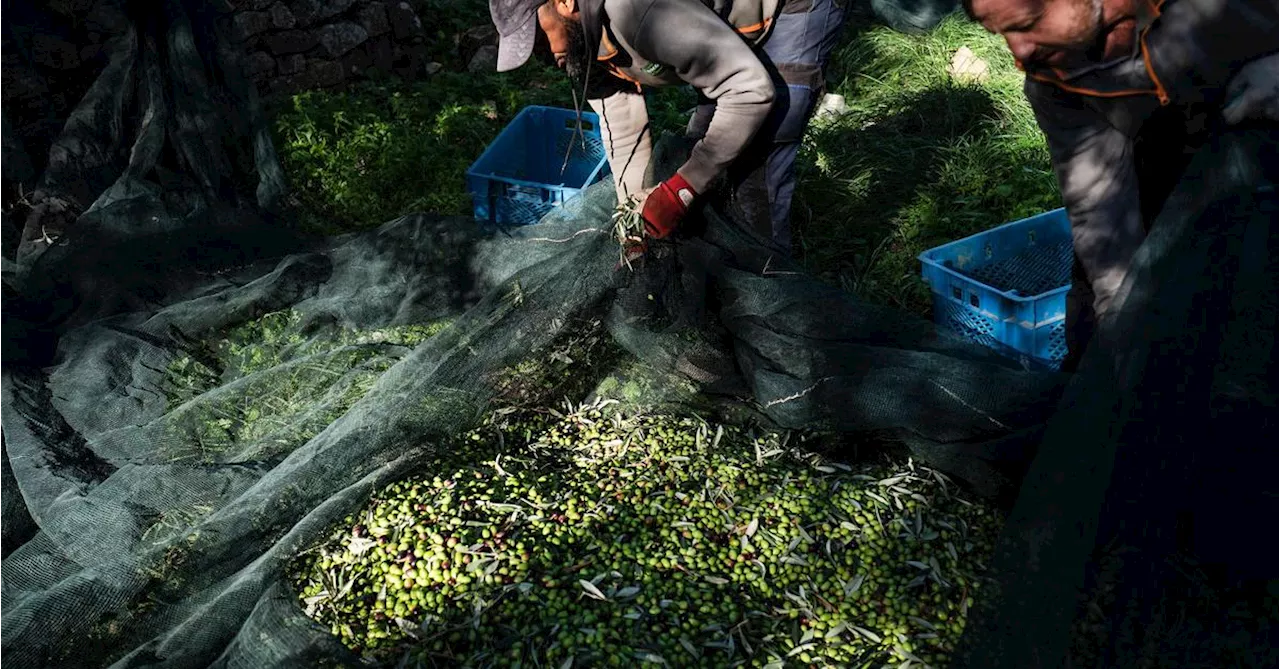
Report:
1061,103,1215,372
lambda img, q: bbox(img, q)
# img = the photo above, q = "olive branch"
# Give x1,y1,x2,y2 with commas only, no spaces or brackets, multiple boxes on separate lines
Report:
611,195,646,270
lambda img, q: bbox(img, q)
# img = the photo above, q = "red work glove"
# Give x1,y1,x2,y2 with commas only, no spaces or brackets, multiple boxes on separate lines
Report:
640,173,697,239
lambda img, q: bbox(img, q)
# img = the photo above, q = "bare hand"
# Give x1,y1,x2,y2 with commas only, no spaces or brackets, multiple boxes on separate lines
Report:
1223,52,1278,125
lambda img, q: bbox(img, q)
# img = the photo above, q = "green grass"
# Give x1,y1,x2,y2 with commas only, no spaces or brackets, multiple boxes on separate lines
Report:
270,67,697,236
792,13,1060,314
270,67,572,234
268,10,1060,314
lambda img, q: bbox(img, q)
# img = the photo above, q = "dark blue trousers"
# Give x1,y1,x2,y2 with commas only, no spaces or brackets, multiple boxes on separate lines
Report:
687,0,846,252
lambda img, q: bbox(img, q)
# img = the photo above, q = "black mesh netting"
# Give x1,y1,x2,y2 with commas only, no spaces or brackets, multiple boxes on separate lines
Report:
867,0,959,34
2,2,1275,668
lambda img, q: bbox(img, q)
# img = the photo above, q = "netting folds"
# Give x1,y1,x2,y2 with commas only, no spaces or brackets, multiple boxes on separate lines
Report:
953,124,1280,669
2,3,1276,668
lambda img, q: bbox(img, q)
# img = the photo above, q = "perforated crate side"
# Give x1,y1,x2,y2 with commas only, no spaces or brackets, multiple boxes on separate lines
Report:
934,296,1065,370
495,196,555,229
935,297,1002,351
553,132,606,179
1041,320,1068,365
920,209,1073,369
466,106,609,228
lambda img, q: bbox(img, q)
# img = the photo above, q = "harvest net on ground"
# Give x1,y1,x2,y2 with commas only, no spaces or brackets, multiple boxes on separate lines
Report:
2,2,1276,668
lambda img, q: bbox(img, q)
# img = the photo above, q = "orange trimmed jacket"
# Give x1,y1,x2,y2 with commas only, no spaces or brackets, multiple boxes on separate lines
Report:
1021,0,1276,315
583,0,786,199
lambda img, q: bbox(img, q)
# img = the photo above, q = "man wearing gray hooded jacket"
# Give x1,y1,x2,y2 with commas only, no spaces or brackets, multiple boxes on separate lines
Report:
964,0,1277,371
489,0,846,255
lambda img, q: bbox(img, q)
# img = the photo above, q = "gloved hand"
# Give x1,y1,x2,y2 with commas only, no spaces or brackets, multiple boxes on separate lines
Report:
640,173,697,239
1223,52,1278,125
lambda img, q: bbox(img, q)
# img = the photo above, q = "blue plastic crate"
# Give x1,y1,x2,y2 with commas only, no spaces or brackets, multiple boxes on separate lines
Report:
918,208,1074,370
466,106,610,229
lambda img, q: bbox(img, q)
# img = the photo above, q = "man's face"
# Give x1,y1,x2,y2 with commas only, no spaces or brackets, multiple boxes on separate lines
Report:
535,1,590,86
969,0,1118,69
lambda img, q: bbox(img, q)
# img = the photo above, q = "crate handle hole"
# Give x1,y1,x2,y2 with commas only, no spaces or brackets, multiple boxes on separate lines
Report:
952,287,962,301
1028,230,1037,243
969,293,980,307
984,244,993,259
564,118,595,132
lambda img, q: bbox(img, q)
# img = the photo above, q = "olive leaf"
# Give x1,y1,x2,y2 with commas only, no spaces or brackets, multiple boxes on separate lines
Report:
578,579,608,601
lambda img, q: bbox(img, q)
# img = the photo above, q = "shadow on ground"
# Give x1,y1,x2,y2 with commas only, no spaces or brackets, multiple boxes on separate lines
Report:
794,85,1007,310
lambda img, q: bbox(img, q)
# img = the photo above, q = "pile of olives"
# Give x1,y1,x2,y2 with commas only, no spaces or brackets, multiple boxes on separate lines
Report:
291,406,1000,668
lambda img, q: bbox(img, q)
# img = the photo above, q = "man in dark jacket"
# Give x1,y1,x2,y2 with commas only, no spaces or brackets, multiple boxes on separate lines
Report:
489,0,846,256
964,0,1277,370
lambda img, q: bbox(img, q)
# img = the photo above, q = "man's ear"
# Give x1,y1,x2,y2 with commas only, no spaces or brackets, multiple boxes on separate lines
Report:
553,0,578,19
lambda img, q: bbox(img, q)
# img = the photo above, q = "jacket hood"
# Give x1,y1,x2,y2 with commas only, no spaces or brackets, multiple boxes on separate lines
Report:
580,0,607,67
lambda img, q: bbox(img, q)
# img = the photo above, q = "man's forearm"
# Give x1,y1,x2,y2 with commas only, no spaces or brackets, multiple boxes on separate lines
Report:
623,0,777,193
677,83,773,193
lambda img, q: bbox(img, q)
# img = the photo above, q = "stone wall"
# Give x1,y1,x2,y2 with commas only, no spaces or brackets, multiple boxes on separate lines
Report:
219,0,446,97
2,0,114,222
2,0,502,254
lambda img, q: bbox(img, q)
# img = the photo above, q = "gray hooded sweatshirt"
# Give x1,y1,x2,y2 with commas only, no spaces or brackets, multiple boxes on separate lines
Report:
583,0,783,201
